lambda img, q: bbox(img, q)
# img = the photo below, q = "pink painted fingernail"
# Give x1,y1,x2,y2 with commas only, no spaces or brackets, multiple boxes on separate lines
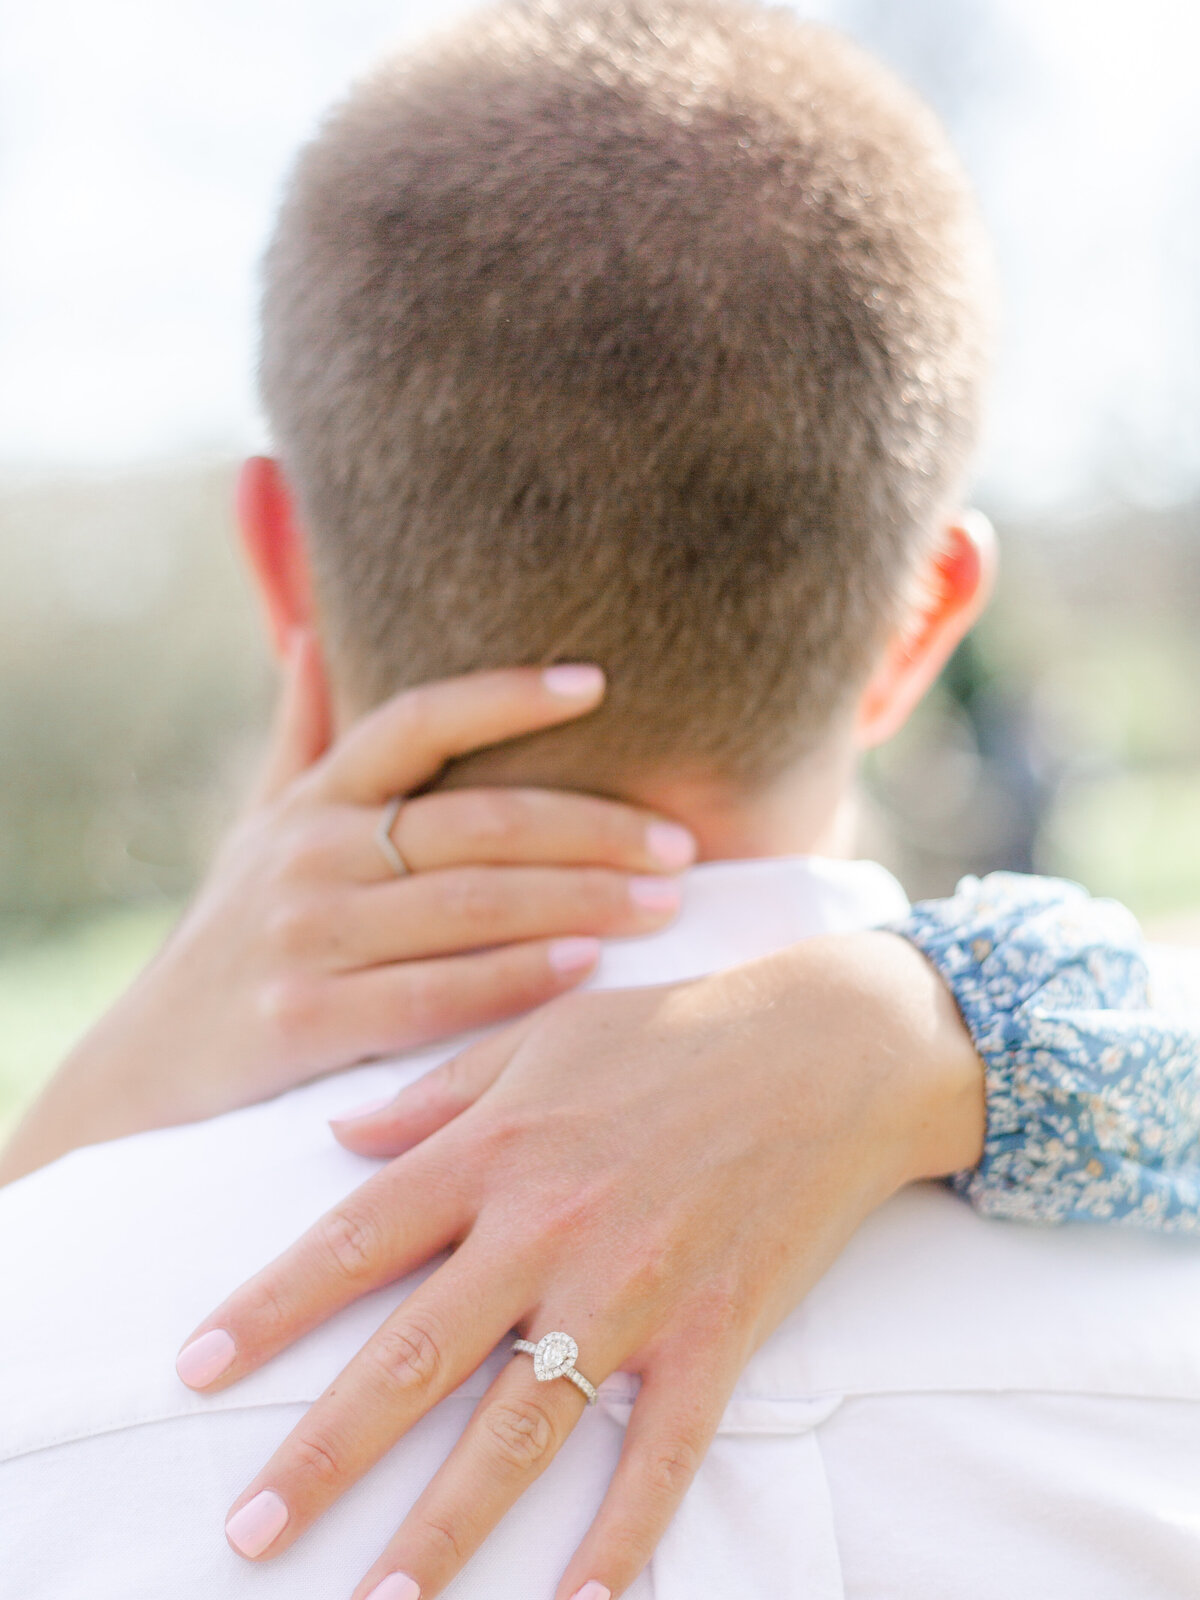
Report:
364,1575,421,1600
646,821,696,870
225,1488,289,1557
330,1094,395,1124
570,1585,611,1600
549,936,602,974
176,1327,236,1388
629,875,683,912
543,663,605,699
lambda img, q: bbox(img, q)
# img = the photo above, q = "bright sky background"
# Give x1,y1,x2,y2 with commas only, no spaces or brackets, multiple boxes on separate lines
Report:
1,0,1197,514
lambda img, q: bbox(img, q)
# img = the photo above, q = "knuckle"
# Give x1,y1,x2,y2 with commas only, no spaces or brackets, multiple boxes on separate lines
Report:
645,1435,701,1499
290,1428,344,1489
432,1052,479,1117
619,1238,675,1305
537,1187,599,1244
482,1397,558,1471
470,1105,531,1175
278,816,341,881
369,1317,443,1392
420,1514,467,1566
262,896,320,959
236,1275,293,1347
315,1202,382,1284
561,1160,626,1226
439,869,505,928
256,974,324,1048
453,790,523,848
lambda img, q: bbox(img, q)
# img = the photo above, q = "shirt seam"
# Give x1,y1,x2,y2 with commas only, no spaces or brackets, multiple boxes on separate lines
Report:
8,1384,1200,1465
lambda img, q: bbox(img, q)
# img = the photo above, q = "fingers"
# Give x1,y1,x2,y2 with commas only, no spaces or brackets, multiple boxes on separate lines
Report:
222,1238,537,1563
250,629,333,806
331,1025,523,1158
342,867,683,966
253,789,695,892
308,666,607,806
176,1142,472,1393
554,1357,732,1600
265,938,602,1070
388,787,697,878
350,1326,620,1600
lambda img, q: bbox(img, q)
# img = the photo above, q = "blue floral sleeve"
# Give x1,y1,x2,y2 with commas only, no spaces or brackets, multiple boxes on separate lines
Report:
892,873,1200,1230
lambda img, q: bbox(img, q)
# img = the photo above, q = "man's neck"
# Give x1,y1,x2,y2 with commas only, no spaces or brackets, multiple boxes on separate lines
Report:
623,738,859,862
337,681,861,862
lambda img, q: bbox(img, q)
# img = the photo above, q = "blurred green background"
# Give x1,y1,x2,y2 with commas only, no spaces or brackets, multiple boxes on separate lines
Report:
4,463,1198,1140
3,0,1199,1140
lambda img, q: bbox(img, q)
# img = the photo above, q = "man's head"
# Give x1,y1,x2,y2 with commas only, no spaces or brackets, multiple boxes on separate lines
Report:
242,0,994,835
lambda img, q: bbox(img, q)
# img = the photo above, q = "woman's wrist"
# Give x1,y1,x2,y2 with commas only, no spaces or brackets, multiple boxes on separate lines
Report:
864,931,988,1182
747,929,986,1193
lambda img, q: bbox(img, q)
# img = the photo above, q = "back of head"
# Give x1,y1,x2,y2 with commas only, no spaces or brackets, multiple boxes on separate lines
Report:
262,0,991,791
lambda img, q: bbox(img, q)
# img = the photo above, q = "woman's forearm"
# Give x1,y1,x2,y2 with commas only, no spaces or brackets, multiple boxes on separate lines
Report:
0,977,179,1185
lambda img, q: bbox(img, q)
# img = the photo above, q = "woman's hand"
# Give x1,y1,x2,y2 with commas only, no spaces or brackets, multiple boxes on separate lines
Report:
178,930,985,1600
0,646,695,1181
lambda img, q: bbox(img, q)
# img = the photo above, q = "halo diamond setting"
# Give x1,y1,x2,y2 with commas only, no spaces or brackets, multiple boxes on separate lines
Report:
511,1330,598,1404
532,1331,578,1382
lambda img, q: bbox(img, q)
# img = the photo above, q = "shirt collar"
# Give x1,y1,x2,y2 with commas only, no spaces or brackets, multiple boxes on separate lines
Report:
591,855,911,992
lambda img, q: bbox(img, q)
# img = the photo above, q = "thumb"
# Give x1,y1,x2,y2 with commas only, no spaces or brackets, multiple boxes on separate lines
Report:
250,628,333,806
329,1020,526,1157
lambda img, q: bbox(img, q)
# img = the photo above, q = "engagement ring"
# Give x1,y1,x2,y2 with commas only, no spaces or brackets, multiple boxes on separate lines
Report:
511,1331,598,1405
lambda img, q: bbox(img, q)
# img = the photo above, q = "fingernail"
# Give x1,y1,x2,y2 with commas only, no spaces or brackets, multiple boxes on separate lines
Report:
226,1488,289,1558
628,875,683,912
646,820,696,870
330,1094,395,1125
549,936,602,974
570,1584,611,1600
543,663,605,699
364,1575,421,1600
176,1327,236,1388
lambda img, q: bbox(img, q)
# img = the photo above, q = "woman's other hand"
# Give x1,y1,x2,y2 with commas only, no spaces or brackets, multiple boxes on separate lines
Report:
0,644,694,1180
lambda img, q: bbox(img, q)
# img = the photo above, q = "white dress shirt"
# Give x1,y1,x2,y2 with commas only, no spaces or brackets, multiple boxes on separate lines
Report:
3,856,1200,1600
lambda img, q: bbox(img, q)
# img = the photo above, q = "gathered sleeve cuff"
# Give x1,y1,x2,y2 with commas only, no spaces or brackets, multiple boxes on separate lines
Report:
890,873,1200,1230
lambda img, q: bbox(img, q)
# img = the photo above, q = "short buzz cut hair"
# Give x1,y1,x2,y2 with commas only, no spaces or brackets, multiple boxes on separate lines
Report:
261,0,991,788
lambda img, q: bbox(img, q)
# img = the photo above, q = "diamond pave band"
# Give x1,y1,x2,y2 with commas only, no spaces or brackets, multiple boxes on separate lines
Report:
511,1331,598,1405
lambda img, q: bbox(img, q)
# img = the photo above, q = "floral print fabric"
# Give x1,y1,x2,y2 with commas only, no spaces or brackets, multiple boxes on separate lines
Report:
895,874,1200,1229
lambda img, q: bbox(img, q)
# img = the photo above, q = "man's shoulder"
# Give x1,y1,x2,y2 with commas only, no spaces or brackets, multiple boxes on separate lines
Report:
746,1181,1200,1409
0,1057,442,1465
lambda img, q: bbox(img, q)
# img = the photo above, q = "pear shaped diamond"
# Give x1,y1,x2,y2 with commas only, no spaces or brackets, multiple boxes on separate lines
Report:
532,1331,578,1382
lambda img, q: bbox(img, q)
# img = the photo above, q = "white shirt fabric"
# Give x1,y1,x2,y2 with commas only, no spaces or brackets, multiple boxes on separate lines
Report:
3,855,1200,1600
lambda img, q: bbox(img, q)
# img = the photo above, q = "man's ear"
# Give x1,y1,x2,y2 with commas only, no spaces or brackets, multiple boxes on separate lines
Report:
236,456,318,660
854,510,997,751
